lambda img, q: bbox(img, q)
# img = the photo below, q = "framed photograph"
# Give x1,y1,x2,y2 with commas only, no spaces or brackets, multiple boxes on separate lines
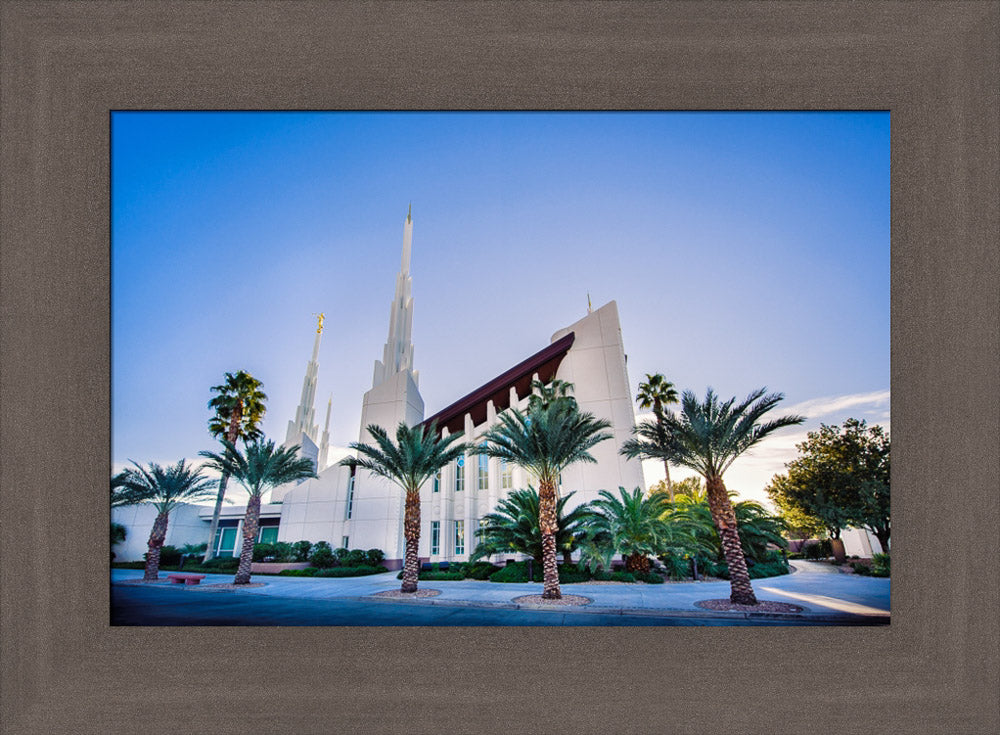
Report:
2,2,997,733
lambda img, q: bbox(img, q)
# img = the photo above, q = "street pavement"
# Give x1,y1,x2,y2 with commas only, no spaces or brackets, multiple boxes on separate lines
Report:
111,560,889,626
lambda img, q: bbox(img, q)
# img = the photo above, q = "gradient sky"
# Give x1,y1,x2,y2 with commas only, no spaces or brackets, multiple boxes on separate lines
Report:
112,111,889,504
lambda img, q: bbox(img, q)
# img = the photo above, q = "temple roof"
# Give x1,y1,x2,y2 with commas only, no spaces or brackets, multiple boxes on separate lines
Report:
421,331,575,436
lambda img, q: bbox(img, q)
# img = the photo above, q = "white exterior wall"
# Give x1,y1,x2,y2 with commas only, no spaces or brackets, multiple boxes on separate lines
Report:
841,526,886,557
551,300,646,509
111,502,210,562
274,463,353,545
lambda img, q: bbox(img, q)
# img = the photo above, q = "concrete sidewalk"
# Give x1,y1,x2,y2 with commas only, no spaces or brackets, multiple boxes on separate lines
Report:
112,560,889,624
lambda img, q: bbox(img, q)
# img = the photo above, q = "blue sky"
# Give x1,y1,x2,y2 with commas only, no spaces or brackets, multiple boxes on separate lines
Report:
112,111,889,503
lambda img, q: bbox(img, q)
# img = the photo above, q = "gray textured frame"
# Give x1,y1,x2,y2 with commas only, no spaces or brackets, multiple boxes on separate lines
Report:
2,2,997,733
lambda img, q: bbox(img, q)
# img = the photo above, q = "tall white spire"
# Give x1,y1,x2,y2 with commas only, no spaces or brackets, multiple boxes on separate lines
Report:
372,207,418,388
286,314,323,447
317,394,332,470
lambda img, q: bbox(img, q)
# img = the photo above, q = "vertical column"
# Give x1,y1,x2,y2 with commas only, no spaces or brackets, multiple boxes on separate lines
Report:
463,412,474,560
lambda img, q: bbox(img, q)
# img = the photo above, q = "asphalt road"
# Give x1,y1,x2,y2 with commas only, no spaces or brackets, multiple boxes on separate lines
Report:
111,583,878,626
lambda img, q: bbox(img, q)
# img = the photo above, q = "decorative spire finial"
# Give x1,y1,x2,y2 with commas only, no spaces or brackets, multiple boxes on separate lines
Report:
587,293,592,314
314,312,325,333
407,202,411,223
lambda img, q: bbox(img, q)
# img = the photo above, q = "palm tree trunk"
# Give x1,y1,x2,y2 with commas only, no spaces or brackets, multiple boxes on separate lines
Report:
653,405,674,502
400,489,421,593
202,471,230,563
625,553,650,573
537,480,561,599
705,475,757,605
663,459,673,502
144,511,169,581
234,494,260,585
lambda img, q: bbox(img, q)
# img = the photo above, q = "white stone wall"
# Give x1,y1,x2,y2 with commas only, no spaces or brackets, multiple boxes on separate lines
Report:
111,503,210,562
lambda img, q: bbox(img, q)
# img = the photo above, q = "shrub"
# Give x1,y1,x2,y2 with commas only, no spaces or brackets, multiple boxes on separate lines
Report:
659,551,693,581
148,545,182,567
590,569,636,583
278,567,319,577
556,563,591,584
179,542,207,554
747,560,790,579
334,547,350,561
871,552,890,576
465,562,501,580
420,571,465,581
315,565,387,577
309,541,336,569
253,542,279,562
292,540,313,562
365,548,386,567
201,556,240,570
112,561,147,569
489,562,533,583
635,571,665,584
343,549,368,567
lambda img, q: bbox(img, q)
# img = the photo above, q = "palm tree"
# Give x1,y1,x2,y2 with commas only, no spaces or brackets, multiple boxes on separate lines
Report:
339,422,469,593
117,460,217,580
203,370,267,562
667,490,787,566
471,488,591,566
661,387,803,604
199,439,316,584
480,398,612,599
633,373,679,499
620,418,680,502
585,486,674,573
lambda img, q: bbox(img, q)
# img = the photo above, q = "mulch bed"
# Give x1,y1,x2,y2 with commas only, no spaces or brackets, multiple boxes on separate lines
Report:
695,599,805,613
372,589,442,599
512,594,592,606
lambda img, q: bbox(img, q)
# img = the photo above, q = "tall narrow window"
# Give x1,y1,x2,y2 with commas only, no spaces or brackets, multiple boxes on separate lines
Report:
342,536,349,549
478,446,489,490
345,471,355,519
501,458,513,489
433,469,440,493
455,456,465,492
430,521,440,555
454,520,465,555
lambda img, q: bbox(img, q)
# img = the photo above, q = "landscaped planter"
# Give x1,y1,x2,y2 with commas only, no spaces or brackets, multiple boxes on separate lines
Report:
250,562,312,574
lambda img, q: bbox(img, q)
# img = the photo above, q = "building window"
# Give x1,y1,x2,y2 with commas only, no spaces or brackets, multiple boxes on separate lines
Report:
501,458,512,489
455,456,465,492
478,446,489,490
258,526,279,545
433,469,440,493
345,471,355,519
342,536,349,549
454,520,465,555
213,523,239,558
430,521,440,555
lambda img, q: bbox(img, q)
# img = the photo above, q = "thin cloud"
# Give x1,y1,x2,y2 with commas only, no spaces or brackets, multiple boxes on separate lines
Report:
784,390,890,419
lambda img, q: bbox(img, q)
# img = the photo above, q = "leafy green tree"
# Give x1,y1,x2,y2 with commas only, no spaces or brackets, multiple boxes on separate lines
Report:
339,422,469,593
660,388,804,605
585,487,674,572
768,419,890,551
471,488,591,565
203,370,268,562
480,392,612,599
633,374,679,499
649,476,703,500
117,460,217,580
200,439,316,584
764,474,830,541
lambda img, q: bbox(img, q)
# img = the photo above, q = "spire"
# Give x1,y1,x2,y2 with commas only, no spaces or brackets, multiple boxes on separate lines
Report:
317,394,332,471
373,208,418,389
587,293,593,314
407,201,411,223
285,317,322,448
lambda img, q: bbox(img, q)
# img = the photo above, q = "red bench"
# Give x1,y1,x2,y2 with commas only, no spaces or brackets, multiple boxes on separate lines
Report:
167,573,206,585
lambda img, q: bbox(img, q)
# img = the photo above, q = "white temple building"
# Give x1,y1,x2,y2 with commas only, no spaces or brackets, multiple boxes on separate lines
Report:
113,207,646,567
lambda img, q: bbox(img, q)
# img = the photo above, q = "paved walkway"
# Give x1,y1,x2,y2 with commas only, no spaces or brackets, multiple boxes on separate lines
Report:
111,560,889,625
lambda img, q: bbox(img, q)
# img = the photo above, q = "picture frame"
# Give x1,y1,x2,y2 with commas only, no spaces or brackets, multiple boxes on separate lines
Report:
1,2,996,732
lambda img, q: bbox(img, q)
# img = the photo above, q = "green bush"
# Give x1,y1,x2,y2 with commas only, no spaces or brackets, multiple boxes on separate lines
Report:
466,562,502,580
253,542,279,562
871,552,890,576
202,556,240,570
315,565,387,577
292,540,313,562
112,561,147,569
556,563,591,584
635,571,665,584
334,547,350,561
278,567,319,577
659,552,694,581
365,548,386,567
151,545,182,567
309,541,336,569
421,571,465,581
489,562,535,583
343,549,367,566
747,560,790,579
